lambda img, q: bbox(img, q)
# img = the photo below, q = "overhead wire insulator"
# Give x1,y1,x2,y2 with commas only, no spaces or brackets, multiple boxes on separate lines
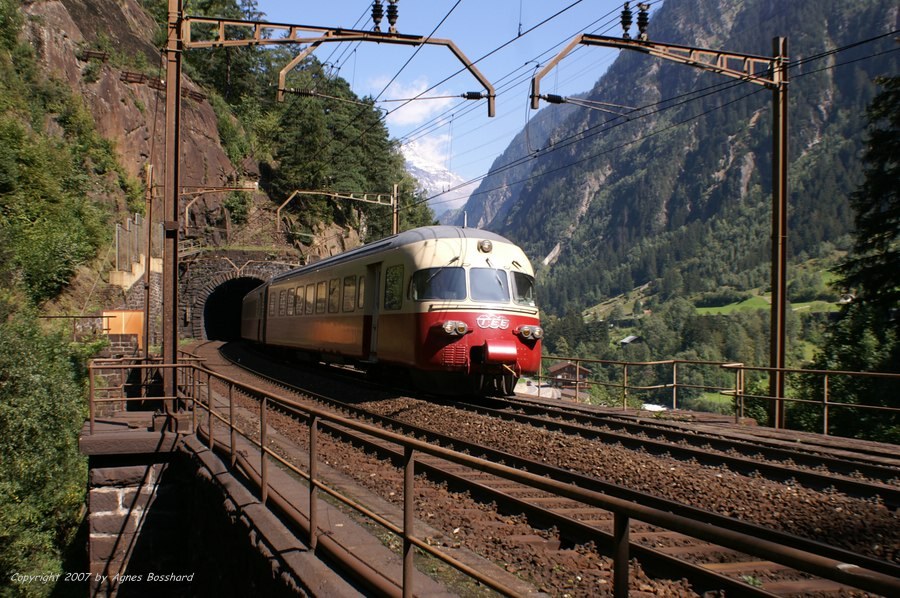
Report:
281,88,317,97
371,0,384,32
544,94,566,104
461,91,485,100
621,1,633,39
387,0,399,34
637,3,650,41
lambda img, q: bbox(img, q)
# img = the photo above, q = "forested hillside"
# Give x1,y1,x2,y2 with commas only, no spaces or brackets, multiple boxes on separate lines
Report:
138,0,434,240
455,0,898,315
1,0,433,588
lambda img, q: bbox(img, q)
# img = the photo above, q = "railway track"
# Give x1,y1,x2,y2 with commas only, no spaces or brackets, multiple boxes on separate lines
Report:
494,394,900,470
191,341,900,596
449,397,900,506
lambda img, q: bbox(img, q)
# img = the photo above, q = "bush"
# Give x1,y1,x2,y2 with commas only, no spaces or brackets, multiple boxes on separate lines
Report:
0,303,87,588
694,287,751,308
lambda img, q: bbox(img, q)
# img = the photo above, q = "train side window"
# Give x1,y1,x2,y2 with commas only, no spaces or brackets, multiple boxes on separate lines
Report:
384,265,404,310
328,279,340,313
512,272,536,306
342,276,356,312
305,284,315,315
278,290,286,316
295,286,304,315
357,277,365,310
268,293,276,317
286,288,295,316
316,281,327,314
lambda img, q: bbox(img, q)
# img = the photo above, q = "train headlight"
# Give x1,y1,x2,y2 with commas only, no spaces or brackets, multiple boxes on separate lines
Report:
477,239,493,253
441,320,469,336
515,325,543,340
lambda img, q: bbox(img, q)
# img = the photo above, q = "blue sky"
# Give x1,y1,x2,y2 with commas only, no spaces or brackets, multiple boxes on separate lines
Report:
250,1,641,194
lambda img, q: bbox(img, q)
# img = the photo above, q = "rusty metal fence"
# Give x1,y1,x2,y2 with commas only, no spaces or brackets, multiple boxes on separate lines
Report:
537,356,900,436
722,363,900,436
537,356,735,409
84,357,900,598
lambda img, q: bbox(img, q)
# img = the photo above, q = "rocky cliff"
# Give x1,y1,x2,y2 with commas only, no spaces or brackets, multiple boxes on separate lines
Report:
452,0,899,313
23,0,238,224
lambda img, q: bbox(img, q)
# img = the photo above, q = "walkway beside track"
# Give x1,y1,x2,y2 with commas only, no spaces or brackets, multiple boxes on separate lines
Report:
80,411,456,597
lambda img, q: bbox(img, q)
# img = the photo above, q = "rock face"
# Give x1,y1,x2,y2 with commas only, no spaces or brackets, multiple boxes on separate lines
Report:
23,0,237,219
451,0,899,313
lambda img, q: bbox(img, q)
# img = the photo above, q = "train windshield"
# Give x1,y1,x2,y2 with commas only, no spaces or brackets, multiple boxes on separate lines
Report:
411,267,466,300
470,268,510,302
512,272,536,306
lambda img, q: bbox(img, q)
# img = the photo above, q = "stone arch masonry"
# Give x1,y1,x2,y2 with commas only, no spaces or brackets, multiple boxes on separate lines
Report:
122,250,298,343
179,251,298,340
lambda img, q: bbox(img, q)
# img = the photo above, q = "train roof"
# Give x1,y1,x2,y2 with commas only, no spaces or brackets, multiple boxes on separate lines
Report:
271,226,517,283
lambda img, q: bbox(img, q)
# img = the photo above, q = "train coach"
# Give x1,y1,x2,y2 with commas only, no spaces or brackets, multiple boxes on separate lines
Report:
241,226,542,395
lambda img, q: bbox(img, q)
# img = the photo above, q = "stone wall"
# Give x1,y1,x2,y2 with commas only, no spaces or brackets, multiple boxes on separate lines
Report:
87,456,190,596
123,272,163,348
179,252,297,339
84,435,337,597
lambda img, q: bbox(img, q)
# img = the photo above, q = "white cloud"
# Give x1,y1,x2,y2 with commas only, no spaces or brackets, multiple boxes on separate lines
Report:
368,76,457,127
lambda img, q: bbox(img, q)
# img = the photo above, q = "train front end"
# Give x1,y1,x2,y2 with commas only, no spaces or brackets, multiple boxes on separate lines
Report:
409,233,542,395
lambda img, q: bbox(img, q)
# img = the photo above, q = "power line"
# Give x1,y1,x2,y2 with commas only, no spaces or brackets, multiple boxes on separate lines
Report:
409,39,898,212
394,4,626,147
322,0,598,163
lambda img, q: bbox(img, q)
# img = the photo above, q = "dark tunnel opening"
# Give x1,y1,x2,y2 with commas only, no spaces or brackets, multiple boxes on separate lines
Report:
203,277,264,341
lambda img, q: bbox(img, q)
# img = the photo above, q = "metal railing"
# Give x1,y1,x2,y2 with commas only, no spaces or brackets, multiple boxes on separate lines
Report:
536,355,900,436
85,358,900,597
38,314,114,341
723,363,900,436
537,355,737,411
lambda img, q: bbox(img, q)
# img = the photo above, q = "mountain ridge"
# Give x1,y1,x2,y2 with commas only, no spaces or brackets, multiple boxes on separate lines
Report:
452,0,899,315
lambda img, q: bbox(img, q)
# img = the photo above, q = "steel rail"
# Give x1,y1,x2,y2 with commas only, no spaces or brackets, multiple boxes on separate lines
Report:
497,394,900,470
205,349,900,588
456,400,900,498
185,361,900,597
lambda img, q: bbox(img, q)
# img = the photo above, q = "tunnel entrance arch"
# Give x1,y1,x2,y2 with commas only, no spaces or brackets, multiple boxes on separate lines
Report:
203,277,263,341
180,255,298,341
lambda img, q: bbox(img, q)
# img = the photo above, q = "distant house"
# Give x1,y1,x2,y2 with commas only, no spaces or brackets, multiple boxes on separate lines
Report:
618,334,641,347
547,361,592,387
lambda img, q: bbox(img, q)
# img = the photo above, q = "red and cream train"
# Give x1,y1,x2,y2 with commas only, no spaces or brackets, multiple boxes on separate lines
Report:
240,226,542,395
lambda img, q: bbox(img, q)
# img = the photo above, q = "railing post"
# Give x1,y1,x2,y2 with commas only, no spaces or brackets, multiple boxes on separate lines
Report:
403,445,415,598
575,360,581,402
208,373,215,453
89,365,96,434
672,362,678,410
823,374,829,436
309,415,319,550
622,364,629,410
229,383,236,467
191,367,197,433
260,396,268,505
614,512,630,598
538,360,543,398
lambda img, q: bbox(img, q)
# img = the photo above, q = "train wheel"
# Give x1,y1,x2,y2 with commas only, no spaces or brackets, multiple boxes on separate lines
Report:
501,373,516,396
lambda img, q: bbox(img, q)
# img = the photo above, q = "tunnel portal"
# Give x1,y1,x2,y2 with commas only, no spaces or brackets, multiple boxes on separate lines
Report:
203,277,263,341
179,253,297,341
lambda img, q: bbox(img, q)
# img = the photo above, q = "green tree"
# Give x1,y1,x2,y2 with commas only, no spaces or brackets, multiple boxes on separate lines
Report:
793,77,900,442
270,59,433,240
0,301,87,586
833,76,900,311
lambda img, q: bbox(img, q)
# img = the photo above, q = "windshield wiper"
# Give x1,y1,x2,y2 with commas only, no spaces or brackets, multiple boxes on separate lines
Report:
485,258,505,288
425,256,460,285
